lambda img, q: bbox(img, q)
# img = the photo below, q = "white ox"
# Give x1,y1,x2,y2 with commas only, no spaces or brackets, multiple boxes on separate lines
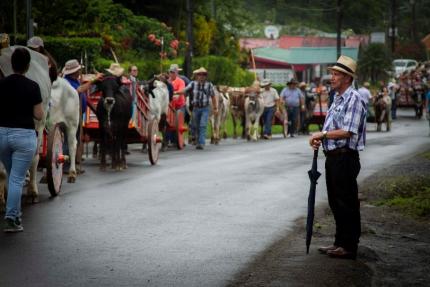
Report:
244,88,264,141
49,77,80,182
209,86,230,144
0,46,51,204
148,80,169,122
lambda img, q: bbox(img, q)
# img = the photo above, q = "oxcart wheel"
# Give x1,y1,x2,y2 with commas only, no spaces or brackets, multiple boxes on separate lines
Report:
148,119,161,165
46,122,66,197
175,109,185,150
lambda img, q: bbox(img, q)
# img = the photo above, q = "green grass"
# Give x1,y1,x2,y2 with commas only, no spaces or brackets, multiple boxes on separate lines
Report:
376,187,430,218
373,175,430,219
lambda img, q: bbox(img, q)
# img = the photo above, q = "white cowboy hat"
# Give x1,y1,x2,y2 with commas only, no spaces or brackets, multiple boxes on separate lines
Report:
193,67,208,74
328,55,357,78
105,63,124,77
260,78,272,87
27,36,44,49
62,59,82,75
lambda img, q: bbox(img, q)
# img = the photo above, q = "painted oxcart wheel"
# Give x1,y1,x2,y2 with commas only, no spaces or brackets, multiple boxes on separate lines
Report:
175,109,185,149
47,122,66,197
148,119,161,165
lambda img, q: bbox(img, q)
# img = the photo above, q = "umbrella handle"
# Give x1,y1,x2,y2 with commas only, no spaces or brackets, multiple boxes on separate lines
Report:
313,148,319,159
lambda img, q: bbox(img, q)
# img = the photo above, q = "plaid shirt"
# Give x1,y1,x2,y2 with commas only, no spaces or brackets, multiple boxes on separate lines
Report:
184,80,215,108
322,86,367,151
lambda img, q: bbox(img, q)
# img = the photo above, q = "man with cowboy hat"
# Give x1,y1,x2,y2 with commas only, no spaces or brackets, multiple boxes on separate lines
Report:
309,55,367,259
63,59,104,170
260,78,280,139
175,67,217,150
280,78,301,137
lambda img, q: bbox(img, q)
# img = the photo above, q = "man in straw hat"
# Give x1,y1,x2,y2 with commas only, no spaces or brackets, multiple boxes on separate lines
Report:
309,55,367,259
260,78,280,139
175,67,217,150
280,78,301,137
63,59,103,170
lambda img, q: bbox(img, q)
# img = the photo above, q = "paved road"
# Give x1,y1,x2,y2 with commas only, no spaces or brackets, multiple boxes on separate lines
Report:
1,109,429,287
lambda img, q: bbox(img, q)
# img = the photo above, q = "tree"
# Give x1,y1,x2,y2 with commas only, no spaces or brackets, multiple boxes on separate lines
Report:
358,43,392,83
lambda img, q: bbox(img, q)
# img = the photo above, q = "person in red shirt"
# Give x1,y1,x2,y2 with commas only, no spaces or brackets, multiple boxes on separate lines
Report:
166,64,186,146
169,64,186,111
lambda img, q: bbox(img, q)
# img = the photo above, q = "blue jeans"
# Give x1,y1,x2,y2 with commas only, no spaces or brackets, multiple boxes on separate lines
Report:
262,106,275,135
0,128,37,220
286,106,299,135
193,106,209,145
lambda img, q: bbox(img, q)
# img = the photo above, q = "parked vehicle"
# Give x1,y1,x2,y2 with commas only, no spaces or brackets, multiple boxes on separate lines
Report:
392,59,418,77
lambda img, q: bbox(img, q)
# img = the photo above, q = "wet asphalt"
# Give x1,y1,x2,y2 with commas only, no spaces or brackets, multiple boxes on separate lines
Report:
0,108,429,287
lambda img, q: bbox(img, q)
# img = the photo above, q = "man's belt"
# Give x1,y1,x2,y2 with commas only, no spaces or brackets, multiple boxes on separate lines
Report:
323,147,358,156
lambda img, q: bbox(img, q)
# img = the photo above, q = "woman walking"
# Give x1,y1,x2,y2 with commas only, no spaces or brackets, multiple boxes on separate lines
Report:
0,48,43,233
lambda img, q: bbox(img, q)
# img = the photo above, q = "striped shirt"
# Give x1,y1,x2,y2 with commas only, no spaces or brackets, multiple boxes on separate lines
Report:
184,80,215,108
322,86,367,151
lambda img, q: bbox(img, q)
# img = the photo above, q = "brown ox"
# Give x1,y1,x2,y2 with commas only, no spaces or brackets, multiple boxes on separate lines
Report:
228,87,246,139
373,91,392,132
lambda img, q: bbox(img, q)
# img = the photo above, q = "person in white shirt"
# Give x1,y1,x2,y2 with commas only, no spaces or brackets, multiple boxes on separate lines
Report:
260,79,280,139
357,82,371,107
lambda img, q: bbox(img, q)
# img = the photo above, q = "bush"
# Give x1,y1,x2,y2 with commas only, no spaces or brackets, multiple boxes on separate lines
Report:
193,55,254,86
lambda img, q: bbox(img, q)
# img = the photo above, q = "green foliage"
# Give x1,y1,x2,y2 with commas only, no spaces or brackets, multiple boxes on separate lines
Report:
193,15,217,56
373,175,430,219
358,43,392,83
193,55,254,86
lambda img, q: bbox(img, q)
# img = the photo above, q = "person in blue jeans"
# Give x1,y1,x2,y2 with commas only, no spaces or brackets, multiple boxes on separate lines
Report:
260,79,280,139
175,67,217,150
280,79,301,137
0,47,44,233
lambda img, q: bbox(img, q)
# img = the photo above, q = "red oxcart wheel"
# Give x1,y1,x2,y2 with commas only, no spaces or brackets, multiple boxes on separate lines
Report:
46,122,67,196
175,109,186,149
147,119,161,165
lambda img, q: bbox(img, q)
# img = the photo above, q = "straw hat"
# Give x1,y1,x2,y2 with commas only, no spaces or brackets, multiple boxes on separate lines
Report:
169,63,182,73
193,67,208,75
27,36,44,49
363,82,370,88
62,59,82,75
260,78,272,87
299,81,307,88
328,55,357,78
106,63,124,77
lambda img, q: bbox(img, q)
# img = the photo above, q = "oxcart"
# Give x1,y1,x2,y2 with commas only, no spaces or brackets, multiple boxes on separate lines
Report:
82,76,162,165
308,92,329,131
165,103,187,149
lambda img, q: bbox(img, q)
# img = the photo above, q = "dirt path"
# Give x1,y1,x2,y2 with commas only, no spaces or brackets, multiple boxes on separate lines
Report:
228,152,430,287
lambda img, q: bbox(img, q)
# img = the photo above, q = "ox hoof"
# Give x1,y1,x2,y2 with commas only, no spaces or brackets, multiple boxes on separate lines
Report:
25,194,39,204
67,176,76,183
39,175,48,184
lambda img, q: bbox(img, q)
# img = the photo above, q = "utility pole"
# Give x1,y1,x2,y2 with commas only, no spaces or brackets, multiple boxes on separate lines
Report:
26,0,34,40
391,0,396,54
410,0,417,42
184,0,194,79
13,0,17,44
336,0,342,59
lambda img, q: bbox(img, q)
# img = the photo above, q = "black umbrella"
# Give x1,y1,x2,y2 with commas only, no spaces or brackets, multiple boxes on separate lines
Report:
306,149,321,254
